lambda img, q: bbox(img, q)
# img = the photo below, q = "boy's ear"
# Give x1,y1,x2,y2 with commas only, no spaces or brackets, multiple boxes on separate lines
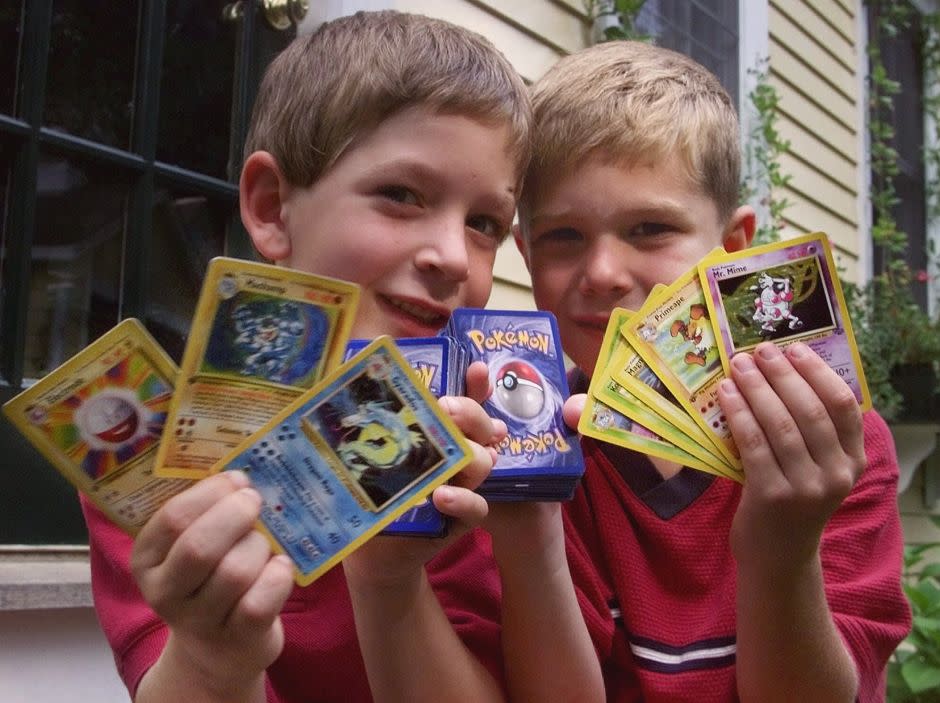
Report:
512,223,531,269
240,151,292,262
722,205,756,253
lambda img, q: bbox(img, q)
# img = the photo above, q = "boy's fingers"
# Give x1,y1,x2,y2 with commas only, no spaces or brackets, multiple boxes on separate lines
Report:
717,378,779,487
438,395,506,446
464,361,492,403
190,529,274,630
563,393,586,431
784,343,865,469
227,554,294,635
431,484,489,526
146,485,263,604
448,441,495,492
133,471,252,572
729,351,813,483
751,343,843,469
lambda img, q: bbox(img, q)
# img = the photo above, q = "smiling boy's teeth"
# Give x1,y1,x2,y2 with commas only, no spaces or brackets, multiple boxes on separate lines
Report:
390,299,438,322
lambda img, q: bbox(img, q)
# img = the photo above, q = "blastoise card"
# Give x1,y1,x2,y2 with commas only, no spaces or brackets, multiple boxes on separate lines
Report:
156,257,359,479
698,232,870,410
211,337,472,585
2,319,194,533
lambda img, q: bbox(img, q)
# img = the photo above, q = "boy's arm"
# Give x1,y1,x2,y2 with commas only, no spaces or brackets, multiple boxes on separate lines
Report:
488,501,605,703
344,386,507,703
130,472,295,703
719,342,865,703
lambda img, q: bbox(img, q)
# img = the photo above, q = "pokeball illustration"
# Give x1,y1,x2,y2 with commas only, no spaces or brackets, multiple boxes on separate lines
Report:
80,392,140,445
494,360,545,419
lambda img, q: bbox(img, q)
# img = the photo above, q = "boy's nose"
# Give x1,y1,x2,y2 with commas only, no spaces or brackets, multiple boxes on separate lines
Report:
414,216,471,281
579,235,634,296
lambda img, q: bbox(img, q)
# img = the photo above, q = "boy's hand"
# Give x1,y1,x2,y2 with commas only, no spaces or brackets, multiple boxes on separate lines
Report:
719,342,865,568
131,471,295,696
343,362,506,589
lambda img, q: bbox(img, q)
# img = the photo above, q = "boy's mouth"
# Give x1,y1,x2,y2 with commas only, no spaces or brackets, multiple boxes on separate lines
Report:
380,295,449,331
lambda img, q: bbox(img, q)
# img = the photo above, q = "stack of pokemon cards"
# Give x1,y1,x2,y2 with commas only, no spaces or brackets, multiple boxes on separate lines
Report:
579,232,871,482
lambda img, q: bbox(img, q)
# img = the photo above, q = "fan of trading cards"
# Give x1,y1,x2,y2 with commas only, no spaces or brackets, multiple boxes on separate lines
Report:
579,232,871,483
3,256,582,586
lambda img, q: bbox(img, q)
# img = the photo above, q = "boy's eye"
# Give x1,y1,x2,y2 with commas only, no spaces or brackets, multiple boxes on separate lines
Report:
377,185,419,205
466,214,508,242
628,222,672,237
532,227,582,245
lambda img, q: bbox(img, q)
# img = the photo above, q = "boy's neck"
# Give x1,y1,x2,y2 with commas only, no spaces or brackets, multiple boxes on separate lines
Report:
648,456,683,480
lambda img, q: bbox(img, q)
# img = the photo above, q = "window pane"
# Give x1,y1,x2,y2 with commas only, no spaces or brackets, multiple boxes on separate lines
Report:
158,1,236,181
147,186,233,360
45,0,139,149
0,2,21,116
24,150,129,380
636,0,739,107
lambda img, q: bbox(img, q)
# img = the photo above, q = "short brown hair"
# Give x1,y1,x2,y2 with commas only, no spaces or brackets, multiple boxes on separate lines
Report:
520,40,740,229
245,10,531,188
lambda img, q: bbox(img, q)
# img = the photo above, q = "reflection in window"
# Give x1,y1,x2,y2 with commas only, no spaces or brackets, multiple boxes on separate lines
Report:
45,0,139,149
25,151,128,379
636,0,739,106
147,188,233,360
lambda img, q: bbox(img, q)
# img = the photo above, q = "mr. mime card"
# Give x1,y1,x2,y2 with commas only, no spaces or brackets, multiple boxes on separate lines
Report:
2,319,194,533
698,232,870,410
212,337,472,585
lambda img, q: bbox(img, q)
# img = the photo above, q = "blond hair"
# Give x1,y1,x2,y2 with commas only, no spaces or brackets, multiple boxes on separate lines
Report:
245,10,531,188
520,40,740,229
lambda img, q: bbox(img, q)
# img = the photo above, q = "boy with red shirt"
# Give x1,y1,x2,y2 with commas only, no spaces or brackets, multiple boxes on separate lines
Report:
513,40,911,702
80,11,594,703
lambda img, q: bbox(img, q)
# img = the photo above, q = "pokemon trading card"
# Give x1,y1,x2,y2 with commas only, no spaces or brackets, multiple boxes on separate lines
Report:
156,258,359,479
2,319,194,533
579,309,731,477
447,309,584,500
698,232,871,410
622,266,741,469
345,337,459,536
211,337,471,585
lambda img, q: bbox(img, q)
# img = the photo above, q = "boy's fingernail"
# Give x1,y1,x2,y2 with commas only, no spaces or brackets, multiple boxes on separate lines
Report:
757,343,780,360
787,343,807,359
720,379,738,395
238,486,261,504
227,470,251,488
435,485,456,504
732,353,755,372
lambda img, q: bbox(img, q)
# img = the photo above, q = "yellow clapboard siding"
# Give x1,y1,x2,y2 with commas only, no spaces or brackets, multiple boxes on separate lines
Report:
489,279,538,311
804,0,857,42
769,2,854,73
778,187,857,245
398,0,566,81
493,235,532,288
777,116,857,186
769,34,856,105
779,152,858,222
773,79,859,162
471,0,589,55
770,45,856,129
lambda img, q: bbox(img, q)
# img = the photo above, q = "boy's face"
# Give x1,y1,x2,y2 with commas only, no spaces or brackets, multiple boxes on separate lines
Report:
519,155,752,375
277,106,518,338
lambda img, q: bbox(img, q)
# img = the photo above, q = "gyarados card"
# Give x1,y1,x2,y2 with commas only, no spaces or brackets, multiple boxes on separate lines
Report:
579,309,730,477
211,337,472,585
622,266,741,468
2,319,194,533
698,232,871,410
156,257,359,479
447,309,584,498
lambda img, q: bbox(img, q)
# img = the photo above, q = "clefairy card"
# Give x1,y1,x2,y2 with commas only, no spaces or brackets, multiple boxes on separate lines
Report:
698,232,871,410
211,337,472,585
2,319,194,534
579,309,732,478
156,257,359,479
622,266,741,468
447,309,584,499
